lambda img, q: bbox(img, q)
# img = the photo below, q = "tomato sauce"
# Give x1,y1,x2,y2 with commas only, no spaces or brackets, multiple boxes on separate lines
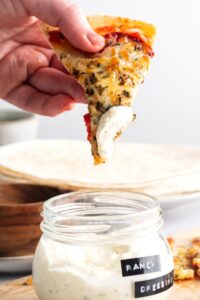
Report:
83,113,92,141
49,31,62,43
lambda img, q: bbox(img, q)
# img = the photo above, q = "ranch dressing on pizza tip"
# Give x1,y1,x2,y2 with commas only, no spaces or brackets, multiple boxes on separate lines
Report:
33,192,174,300
96,106,134,161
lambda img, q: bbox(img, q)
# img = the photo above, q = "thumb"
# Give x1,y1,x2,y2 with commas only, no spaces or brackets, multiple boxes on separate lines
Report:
20,0,105,52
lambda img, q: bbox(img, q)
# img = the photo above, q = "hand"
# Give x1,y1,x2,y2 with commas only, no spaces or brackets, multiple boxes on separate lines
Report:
0,0,104,116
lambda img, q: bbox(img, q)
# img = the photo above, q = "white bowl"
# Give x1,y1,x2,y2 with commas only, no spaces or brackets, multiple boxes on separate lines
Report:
0,109,38,145
0,255,33,273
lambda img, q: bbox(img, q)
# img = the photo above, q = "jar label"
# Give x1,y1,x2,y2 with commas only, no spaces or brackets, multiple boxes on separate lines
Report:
134,270,174,298
121,255,161,277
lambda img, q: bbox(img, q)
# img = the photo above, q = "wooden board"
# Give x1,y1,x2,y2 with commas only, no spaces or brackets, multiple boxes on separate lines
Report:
0,275,200,300
0,277,34,300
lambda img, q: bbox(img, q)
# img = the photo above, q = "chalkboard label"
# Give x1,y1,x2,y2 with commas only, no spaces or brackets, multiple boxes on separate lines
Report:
135,270,174,298
121,255,161,277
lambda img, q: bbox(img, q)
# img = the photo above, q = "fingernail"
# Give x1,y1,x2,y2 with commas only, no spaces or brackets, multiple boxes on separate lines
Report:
61,102,75,111
87,32,105,47
37,54,49,65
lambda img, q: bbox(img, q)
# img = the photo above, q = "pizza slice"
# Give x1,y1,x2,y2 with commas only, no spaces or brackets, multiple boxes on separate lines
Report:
41,16,156,164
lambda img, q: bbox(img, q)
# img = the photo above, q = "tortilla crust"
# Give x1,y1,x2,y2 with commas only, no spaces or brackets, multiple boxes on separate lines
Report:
40,16,156,59
87,16,156,45
0,140,199,199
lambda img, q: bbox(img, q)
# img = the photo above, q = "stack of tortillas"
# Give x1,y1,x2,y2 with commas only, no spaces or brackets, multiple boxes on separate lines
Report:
0,140,199,199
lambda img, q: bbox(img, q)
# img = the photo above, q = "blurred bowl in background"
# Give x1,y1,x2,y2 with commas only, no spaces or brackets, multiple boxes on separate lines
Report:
0,183,62,257
0,109,38,145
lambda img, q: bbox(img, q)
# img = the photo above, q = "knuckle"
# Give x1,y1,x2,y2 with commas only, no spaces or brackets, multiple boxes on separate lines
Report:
64,0,78,11
0,48,27,98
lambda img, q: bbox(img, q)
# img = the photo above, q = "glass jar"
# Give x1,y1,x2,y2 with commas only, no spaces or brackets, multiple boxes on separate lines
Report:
33,191,174,300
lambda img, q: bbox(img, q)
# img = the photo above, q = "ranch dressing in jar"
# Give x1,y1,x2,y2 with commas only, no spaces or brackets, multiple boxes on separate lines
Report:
33,192,174,300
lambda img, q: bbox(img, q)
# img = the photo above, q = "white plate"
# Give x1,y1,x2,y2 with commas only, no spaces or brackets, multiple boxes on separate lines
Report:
0,255,33,273
160,192,200,211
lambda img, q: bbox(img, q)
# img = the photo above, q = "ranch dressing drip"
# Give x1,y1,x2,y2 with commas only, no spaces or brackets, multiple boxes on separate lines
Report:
96,106,134,161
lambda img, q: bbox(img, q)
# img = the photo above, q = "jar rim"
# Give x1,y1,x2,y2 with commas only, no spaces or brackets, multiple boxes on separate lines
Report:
43,191,159,220
41,191,163,244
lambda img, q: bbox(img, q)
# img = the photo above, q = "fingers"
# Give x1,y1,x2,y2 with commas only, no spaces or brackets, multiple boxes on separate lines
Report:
50,54,68,73
0,44,84,116
20,0,105,52
29,67,86,103
0,45,49,99
5,84,75,116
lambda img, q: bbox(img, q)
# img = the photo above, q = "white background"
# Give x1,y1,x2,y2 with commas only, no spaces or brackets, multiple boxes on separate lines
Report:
0,0,200,144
